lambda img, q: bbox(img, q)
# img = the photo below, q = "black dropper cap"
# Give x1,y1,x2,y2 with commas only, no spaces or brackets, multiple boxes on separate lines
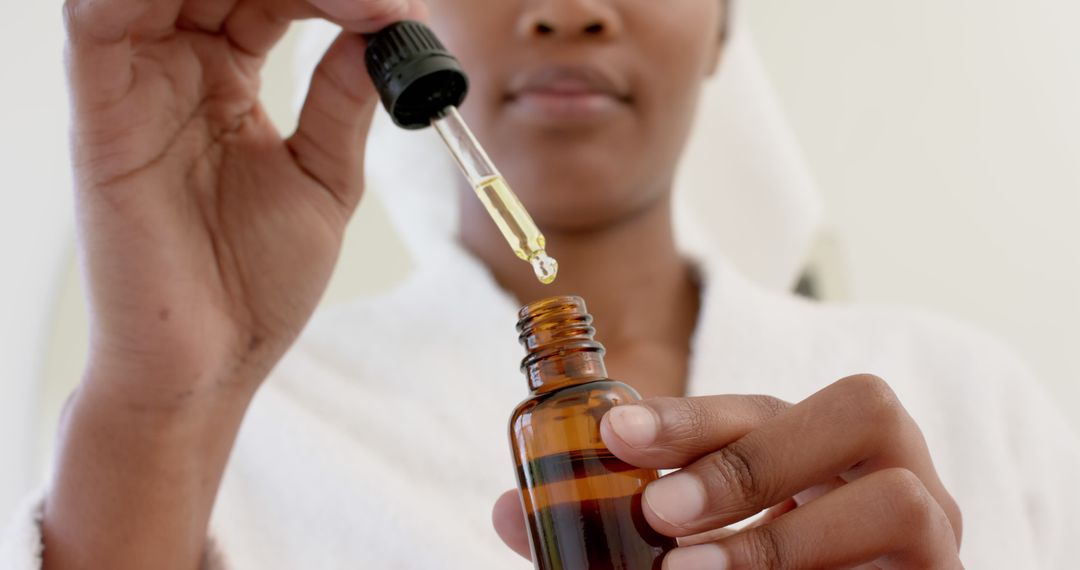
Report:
364,21,469,130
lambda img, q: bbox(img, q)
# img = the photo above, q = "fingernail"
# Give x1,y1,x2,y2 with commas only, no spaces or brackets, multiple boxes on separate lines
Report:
645,472,706,527
607,404,658,448
663,544,730,570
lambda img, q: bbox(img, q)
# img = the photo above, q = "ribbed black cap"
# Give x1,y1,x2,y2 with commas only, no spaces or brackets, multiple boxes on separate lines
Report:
364,21,469,130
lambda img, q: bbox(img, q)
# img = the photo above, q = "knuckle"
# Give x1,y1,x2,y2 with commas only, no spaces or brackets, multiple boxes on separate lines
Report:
746,394,790,420
668,397,714,441
879,468,939,529
314,57,369,109
743,524,787,570
703,441,770,507
839,374,905,424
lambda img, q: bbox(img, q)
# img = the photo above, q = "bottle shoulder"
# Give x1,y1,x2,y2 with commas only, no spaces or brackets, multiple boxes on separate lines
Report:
516,378,638,405
509,379,640,425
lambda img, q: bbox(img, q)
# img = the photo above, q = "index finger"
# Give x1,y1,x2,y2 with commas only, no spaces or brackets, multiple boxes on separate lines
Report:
225,0,428,56
65,0,422,44
295,0,426,29
64,0,426,104
638,376,961,540
600,394,792,469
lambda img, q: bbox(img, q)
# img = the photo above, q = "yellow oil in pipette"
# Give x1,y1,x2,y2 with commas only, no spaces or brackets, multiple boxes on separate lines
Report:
473,176,558,284
432,106,558,285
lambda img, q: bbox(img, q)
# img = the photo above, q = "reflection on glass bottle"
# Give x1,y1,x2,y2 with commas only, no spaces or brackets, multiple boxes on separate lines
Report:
509,296,675,570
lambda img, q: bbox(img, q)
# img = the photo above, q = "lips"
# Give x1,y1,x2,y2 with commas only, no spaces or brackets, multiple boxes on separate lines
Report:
506,64,632,124
510,65,631,100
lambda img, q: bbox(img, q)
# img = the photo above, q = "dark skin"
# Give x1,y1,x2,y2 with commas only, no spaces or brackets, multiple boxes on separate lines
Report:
49,0,428,567
53,0,961,567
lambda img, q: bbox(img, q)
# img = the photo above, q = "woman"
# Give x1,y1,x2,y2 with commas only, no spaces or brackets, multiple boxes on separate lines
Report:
3,0,1077,568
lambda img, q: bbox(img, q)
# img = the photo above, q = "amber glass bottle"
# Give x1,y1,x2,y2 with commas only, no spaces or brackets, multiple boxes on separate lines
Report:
509,296,676,570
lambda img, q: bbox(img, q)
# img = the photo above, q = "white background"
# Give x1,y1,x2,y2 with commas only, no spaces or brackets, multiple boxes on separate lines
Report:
2,0,1077,527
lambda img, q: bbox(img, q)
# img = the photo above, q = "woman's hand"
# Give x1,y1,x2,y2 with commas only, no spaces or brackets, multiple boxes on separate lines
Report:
47,2,424,568
493,374,962,569
68,0,423,408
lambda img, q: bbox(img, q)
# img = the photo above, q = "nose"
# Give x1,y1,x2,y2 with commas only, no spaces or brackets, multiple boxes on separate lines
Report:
517,0,621,40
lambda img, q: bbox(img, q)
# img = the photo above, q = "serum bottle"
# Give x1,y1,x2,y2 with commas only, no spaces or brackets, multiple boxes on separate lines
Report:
509,296,676,570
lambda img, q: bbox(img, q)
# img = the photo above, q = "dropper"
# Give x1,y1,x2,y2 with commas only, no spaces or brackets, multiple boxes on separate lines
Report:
364,21,558,285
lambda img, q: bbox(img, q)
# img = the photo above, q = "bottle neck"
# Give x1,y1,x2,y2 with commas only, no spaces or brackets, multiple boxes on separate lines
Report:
524,351,608,394
517,296,608,395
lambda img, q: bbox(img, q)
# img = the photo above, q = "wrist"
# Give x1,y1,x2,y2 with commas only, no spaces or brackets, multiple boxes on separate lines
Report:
75,351,261,435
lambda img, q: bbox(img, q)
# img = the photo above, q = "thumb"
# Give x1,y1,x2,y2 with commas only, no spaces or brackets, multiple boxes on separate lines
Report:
286,31,378,213
492,489,532,561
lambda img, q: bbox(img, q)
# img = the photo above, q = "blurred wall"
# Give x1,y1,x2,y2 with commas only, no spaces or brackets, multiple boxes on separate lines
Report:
745,0,1080,420
0,0,73,531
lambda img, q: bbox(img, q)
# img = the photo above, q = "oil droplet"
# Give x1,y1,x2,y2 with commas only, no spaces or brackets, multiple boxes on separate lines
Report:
530,252,559,285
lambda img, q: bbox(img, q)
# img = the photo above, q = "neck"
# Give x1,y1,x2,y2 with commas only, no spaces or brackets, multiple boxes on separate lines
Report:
459,189,700,364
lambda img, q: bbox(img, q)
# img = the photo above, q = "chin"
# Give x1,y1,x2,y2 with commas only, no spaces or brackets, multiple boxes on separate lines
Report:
522,180,662,233
495,143,664,232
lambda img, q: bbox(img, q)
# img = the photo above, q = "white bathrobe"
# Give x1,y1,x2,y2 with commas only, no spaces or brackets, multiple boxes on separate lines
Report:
4,233,1080,569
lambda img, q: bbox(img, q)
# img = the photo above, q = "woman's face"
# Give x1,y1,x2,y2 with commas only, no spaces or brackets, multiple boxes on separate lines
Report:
427,0,726,232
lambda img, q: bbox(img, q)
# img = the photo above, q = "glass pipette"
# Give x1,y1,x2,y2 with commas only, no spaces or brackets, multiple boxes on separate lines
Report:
364,21,558,285
431,107,558,284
